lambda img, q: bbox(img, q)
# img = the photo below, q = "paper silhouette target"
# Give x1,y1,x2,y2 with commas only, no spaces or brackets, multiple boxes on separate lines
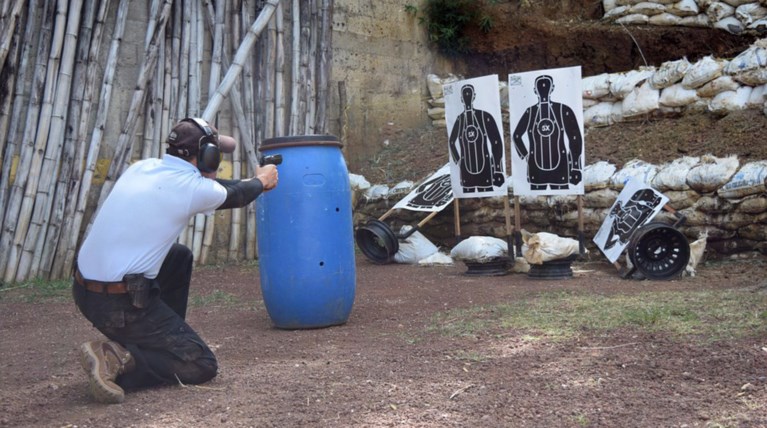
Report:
593,178,669,263
444,75,508,199
508,67,585,196
393,164,454,212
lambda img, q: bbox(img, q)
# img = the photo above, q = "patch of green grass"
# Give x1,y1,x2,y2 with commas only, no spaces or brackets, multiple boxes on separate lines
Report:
428,289,767,343
452,350,488,362
0,278,71,303
189,289,242,308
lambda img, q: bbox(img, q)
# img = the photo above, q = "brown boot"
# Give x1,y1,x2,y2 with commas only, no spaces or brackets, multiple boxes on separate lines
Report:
79,340,135,404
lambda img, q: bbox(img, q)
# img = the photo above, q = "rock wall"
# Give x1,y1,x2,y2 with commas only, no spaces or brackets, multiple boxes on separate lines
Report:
329,0,457,169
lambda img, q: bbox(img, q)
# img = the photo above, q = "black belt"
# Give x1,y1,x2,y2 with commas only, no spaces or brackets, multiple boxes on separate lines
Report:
74,269,129,294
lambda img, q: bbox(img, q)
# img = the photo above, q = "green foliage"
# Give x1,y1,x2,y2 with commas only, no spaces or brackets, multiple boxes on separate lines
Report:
405,0,500,56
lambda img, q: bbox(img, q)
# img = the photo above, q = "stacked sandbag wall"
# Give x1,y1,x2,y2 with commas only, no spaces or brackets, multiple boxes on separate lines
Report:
353,155,767,255
601,0,767,35
426,39,767,129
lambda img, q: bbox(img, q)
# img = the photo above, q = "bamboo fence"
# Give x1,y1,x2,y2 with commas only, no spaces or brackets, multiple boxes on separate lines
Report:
0,0,334,283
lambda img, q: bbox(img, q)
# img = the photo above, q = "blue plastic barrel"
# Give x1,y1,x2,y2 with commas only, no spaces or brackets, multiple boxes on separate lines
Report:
256,135,356,329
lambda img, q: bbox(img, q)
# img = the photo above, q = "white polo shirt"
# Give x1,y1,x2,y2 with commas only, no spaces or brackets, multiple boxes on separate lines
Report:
77,155,227,281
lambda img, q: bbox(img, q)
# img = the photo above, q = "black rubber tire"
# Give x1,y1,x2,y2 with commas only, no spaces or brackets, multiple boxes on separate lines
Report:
354,219,399,264
628,222,690,280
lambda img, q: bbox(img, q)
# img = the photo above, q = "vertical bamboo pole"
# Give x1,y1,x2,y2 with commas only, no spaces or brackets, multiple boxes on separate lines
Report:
296,2,310,135
52,0,106,278
315,0,332,134
190,0,205,263
169,1,181,123
201,0,228,265
264,3,276,140
5,0,66,282
304,0,317,134
0,5,26,221
42,0,97,278
289,0,300,135
61,0,129,276
0,0,52,280
274,0,285,137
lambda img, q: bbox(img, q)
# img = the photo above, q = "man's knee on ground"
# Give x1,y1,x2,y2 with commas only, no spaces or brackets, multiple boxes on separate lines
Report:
176,355,218,385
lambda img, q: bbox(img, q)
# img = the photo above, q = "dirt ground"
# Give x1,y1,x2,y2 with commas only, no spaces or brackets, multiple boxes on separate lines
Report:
1,254,766,427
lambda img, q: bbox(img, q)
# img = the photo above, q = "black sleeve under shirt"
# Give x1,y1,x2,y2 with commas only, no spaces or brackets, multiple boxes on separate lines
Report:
215,178,265,210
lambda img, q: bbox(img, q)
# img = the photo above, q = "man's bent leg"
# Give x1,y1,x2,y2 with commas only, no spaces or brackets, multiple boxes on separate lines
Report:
154,243,193,319
111,298,218,390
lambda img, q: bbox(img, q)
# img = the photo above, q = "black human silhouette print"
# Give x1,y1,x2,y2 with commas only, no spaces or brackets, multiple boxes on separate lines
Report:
512,74,583,191
405,173,453,210
447,84,505,194
603,188,663,249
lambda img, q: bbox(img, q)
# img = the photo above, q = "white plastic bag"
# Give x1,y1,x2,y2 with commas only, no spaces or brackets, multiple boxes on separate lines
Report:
659,83,699,106
622,81,660,118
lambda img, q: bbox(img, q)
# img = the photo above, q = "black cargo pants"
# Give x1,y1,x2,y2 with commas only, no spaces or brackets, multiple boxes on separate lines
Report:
73,244,218,390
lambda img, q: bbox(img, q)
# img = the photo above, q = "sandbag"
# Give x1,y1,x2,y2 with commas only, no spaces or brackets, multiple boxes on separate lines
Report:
707,1,735,21
583,73,611,99
450,236,508,262
622,81,660,118
583,188,621,208
652,156,700,191
611,159,659,189
631,1,667,15
735,3,767,24
695,75,740,98
708,86,752,113
746,83,767,107
714,16,745,33
364,184,390,200
693,195,734,214
394,226,439,264
669,0,700,15
649,12,683,24
584,102,615,127
616,13,650,24
686,155,740,193
724,42,767,75
736,194,767,214
651,58,691,89
659,83,699,106
680,13,711,27
584,161,617,191
682,55,725,89
664,189,701,210
717,160,767,199
610,68,655,99
523,232,580,265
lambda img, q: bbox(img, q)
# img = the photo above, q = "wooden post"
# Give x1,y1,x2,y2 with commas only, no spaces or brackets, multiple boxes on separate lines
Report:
453,198,461,242
513,196,523,257
577,195,585,256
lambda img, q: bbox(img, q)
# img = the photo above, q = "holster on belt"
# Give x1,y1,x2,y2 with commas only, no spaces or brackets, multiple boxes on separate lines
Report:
124,273,151,308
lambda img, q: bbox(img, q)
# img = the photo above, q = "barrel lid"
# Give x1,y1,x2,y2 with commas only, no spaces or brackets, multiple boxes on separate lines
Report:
260,135,341,151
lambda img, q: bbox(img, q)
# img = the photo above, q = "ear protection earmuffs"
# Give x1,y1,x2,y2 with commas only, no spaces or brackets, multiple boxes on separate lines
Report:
184,117,221,173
